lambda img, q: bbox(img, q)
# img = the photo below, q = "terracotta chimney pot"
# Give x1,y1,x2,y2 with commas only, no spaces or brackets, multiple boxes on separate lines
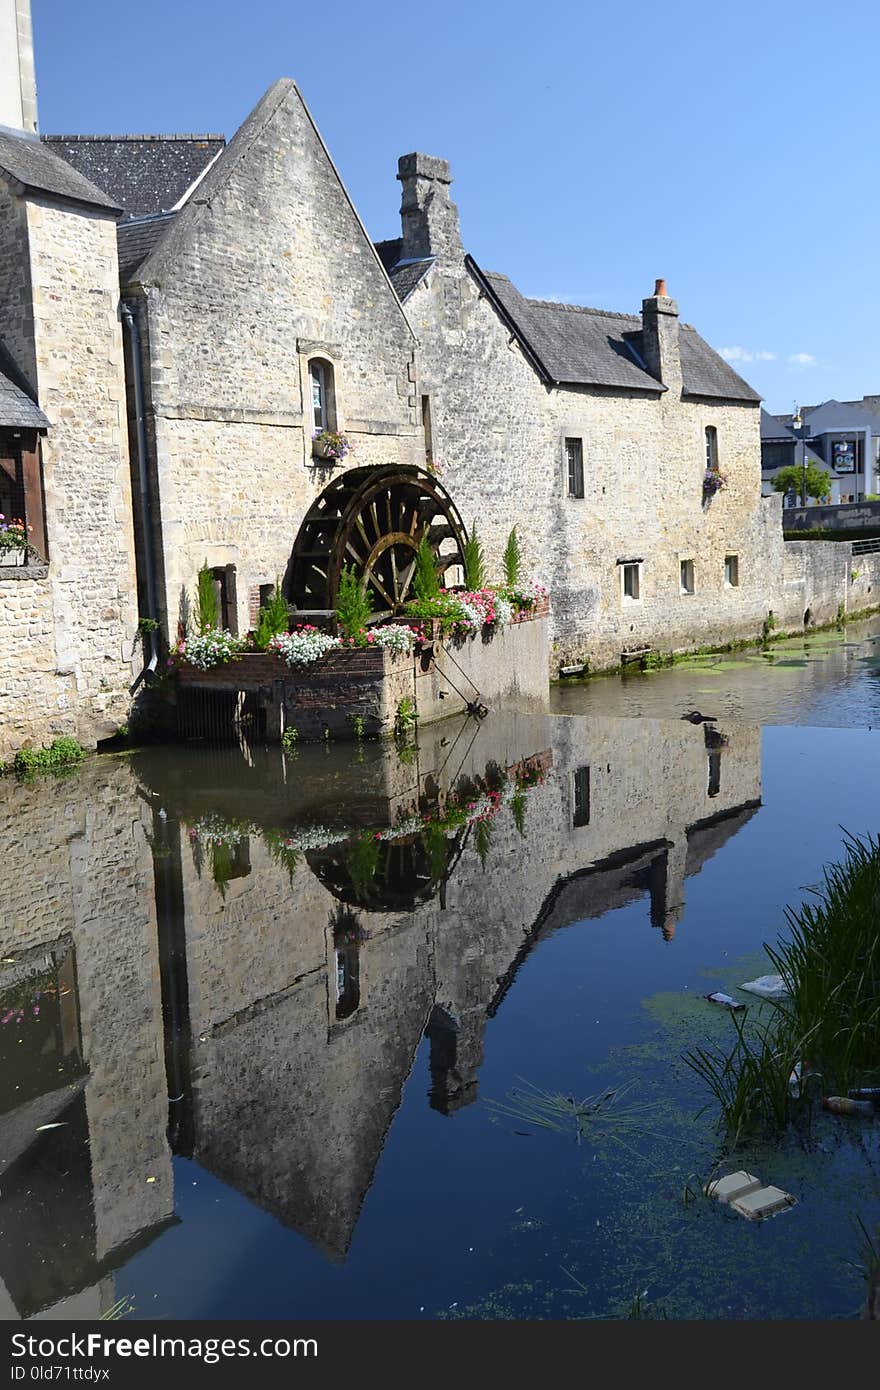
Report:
654,278,667,297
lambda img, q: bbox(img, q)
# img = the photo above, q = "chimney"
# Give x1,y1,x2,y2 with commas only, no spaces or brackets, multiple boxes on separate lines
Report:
0,0,38,133
641,277,681,392
397,153,462,261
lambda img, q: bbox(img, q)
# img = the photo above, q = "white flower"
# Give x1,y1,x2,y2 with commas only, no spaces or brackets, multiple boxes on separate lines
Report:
182,629,244,670
369,625,418,654
270,630,342,667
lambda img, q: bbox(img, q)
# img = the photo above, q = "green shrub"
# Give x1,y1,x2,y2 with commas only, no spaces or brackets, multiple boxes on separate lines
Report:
503,526,522,586
253,580,290,649
414,535,441,601
9,736,86,780
335,564,373,641
196,562,219,633
463,522,486,590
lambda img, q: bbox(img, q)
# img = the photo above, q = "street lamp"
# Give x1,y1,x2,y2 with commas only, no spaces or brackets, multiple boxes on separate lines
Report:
792,404,808,507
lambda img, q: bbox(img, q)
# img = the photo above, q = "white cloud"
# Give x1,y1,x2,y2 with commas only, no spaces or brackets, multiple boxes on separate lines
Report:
719,346,777,363
788,352,817,366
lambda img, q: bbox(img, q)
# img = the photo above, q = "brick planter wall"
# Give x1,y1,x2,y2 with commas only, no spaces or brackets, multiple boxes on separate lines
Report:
175,603,550,742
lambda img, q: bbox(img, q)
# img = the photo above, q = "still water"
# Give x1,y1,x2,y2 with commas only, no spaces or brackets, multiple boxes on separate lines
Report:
1,621,879,1320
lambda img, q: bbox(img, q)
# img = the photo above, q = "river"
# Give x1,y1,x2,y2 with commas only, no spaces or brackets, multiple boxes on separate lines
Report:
0,619,878,1319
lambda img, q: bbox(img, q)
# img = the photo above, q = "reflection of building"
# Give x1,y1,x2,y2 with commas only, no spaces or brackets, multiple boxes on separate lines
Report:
0,762,174,1320
0,710,762,1298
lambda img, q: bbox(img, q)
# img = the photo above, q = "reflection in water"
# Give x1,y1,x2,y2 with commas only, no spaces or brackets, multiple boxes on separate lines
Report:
0,709,762,1313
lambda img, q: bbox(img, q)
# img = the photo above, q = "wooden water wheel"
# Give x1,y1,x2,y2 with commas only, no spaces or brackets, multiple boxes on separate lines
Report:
288,465,467,619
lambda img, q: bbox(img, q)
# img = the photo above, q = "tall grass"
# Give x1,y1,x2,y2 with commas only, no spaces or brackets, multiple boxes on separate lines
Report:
685,832,880,1140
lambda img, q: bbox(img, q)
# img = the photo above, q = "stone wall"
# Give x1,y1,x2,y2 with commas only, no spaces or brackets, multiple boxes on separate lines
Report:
0,187,140,759
129,80,423,641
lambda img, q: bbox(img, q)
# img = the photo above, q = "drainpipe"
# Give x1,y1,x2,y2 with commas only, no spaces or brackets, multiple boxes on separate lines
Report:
121,300,160,692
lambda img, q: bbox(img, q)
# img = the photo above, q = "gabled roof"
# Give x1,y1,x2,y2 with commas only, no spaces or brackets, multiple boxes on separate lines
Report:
116,210,178,284
43,134,225,220
0,128,119,213
0,342,48,430
800,398,880,434
467,262,761,401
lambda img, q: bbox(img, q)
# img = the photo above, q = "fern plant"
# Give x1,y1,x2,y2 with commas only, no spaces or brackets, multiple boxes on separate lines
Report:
503,527,522,587
463,522,486,590
336,564,373,641
414,535,441,601
196,562,219,633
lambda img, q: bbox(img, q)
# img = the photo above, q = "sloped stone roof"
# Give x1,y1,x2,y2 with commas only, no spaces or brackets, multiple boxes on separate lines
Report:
0,343,48,430
0,128,118,212
116,210,178,283
478,267,761,401
43,134,224,220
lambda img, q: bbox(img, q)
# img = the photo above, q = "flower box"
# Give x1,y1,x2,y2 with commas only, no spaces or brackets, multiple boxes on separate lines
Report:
0,549,26,567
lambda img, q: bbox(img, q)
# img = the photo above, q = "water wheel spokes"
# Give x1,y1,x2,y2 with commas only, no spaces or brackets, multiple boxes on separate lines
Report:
289,466,467,619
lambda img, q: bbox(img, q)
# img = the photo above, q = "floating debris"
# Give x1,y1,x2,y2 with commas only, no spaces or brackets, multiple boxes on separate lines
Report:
740,974,788,1001
705,1171,796,1220
822,1095,874,1118
705,991,746,1012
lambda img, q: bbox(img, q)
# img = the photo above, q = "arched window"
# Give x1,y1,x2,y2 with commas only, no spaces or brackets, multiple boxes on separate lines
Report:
309,358,336,435
705,426,719,472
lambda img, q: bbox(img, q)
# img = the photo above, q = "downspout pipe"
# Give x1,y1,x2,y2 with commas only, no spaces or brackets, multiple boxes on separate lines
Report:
121,300,160,692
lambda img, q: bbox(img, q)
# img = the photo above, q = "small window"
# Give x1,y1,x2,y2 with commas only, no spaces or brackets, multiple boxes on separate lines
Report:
572,766,590,827
422,394,434,469
724,554,739,587
705,426,719,472
707,749,722,798
622,562,640,600
565,438,584,498
309,358,336,435
334,947,360,1020
680,558,695,595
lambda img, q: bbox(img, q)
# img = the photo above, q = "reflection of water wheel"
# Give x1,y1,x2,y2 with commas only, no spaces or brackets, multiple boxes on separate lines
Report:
306,832,465,913
289,465,467,618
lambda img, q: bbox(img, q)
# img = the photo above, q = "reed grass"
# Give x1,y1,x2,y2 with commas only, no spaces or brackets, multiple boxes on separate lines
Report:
685,831,880,1141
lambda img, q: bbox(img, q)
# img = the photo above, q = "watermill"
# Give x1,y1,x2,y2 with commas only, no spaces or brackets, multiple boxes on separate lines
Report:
288,465,468,619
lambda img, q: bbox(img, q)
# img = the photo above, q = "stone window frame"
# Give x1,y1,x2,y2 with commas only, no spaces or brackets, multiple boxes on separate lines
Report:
564,436,585,499
297,339,344,462
618,557,642,603
705,424,720,473
724,553,740,588
679,556,696,596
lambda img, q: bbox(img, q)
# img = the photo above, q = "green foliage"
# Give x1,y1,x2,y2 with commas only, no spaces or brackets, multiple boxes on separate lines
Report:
510,789,528,838
9,736,86,780
262,828,300,885
685,831,880,1142
761,610,777,643
348,712,366,740
335,564,373,641
463,522,486,590
474,815,493,869
196,561,219,633
771,464,832,502
421,821,450,883
137,616,159,636
394,696,419,737
503,526,523,586
253,580,290,649
281,725,299,752
413,535,441,602
345,834,379,904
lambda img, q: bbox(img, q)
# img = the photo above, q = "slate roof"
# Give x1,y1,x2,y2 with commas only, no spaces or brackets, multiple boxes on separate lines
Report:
0,342,48,430
476,266,761,401
0,128,118,212
761,408,796,440
116,211,178,283
374,239,433,300
42,134,224,220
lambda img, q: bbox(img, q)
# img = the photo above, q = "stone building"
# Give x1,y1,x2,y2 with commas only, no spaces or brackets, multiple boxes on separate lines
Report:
378,155,784,672
0,114,140,758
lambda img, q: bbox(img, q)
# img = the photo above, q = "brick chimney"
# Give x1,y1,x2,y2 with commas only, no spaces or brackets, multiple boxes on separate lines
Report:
641,277,681,393
397,153,462,261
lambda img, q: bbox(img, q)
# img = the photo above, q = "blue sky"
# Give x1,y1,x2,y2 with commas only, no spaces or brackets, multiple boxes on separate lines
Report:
33,0,879,413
